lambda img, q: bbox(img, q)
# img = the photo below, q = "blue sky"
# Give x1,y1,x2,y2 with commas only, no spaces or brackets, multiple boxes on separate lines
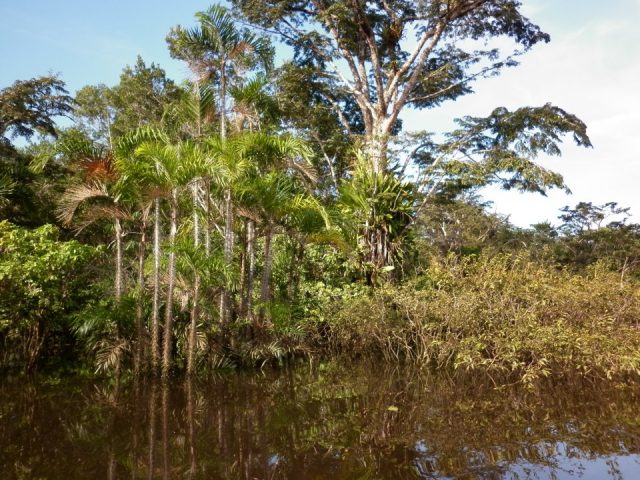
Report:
2,0,639,227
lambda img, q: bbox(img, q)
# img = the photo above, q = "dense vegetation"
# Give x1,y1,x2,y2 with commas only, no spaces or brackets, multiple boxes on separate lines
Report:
1,1,639,384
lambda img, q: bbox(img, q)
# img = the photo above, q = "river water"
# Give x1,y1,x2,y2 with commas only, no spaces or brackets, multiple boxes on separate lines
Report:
1,363,640,479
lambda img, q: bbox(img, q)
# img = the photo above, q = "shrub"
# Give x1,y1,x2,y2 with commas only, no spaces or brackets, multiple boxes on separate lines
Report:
317,254,640,384
0,221,101,370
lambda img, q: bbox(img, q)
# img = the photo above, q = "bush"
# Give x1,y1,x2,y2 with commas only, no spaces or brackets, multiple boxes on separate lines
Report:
316,254,640,384
0,221,101,371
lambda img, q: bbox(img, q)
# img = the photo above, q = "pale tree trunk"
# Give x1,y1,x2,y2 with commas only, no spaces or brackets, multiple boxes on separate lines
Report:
187,184,200,376
218,65,232,326
366,127,390,174
259,220,274,324
113,216,124,377
134,212,148,375
204,180,211,256
151,198,162,373
219,187,233,324
238,227,246,314
241,219,256,318
219,68,227,141
114,217,123,302
162,190,178,379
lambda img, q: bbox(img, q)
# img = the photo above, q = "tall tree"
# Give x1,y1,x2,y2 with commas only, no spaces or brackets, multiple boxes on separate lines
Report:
231,0,556,172
109,56,182,138
134,140,199,377
167,4,273,139
167,3,274,323
0,76,73,226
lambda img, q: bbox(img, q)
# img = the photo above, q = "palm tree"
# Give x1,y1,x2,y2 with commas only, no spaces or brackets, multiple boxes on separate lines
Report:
234,133,319,323
135,140,198,377
167,4,273,140
116,126,172,372
202,135,250,325
56,139,130,302
229,75,280,134
168,4,273,324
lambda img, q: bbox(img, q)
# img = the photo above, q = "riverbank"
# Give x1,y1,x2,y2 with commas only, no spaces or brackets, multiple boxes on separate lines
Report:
261,254,640,386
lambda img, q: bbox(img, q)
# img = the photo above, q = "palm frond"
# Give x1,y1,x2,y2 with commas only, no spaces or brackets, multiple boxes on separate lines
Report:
56,182,111,226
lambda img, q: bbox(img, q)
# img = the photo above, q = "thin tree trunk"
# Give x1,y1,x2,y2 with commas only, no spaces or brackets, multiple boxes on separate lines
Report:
204,180,211,256
187,184,200,376
259,220,274,324
238,225,246,315
151,198,161,373
162,191,178,379
219,187,234,325
241,220,256,318
134,212,148,375
219,69,227,141
115,217,123,302
218,67,230,327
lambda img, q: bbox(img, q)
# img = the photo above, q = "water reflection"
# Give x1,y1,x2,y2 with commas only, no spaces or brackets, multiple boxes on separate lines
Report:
1,364,640,479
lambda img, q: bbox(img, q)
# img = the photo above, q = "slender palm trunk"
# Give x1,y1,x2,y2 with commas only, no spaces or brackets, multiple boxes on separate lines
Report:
162,191,178,378
242,220,256,318
134,213,148,374
219,69,227,141
187,184,200,376
114,217,123,302
218,68,231,326
239,227,246,313
204,180,211,256
259,220,274,324
151,198,162,373
219,187,233,324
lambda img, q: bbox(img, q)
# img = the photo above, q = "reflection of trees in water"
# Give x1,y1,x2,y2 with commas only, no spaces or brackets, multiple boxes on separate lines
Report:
1,365,640,479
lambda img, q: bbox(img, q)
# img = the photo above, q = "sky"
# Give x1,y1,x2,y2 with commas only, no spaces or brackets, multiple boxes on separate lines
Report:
1,0,639,227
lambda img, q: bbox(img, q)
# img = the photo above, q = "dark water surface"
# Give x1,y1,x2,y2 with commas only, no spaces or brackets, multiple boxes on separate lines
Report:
2,364,640,479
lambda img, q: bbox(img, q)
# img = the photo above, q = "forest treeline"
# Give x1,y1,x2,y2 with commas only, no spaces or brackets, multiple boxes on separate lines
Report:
1,2,639,383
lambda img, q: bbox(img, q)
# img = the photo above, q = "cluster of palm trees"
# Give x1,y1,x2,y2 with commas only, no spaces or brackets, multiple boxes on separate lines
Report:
58,113,326,378
55,5,330,377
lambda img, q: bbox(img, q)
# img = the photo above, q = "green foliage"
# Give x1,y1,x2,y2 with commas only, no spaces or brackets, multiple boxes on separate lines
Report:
74,57,182,145
337,154,416,282
109,56,182,138
0,75,73,157
316,254,640,385
0,76,73,227
0,4,633,384
0,221,101,370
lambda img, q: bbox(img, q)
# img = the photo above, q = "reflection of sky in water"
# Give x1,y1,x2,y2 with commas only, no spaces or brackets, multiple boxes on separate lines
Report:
412,439,640,479
509,443,640,480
